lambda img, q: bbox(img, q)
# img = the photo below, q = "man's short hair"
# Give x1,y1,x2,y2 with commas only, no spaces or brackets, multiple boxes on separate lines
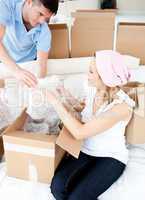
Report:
37,0,59,14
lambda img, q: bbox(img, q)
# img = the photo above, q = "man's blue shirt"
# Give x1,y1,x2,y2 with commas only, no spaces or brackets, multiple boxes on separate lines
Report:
0,0,51,63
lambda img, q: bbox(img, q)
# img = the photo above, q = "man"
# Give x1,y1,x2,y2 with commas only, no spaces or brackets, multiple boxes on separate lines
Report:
0,0,59,87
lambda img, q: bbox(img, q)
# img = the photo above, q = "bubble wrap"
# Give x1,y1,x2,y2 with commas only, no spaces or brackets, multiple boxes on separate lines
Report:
23,116,50,134
0,96,14,133
25,104,61,135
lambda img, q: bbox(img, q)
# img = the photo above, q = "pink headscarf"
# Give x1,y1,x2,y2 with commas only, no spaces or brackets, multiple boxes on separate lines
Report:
95,50,131,87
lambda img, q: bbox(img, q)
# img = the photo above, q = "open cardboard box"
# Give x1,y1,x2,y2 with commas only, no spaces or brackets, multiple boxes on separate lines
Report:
126,83,145,144
3,109,82,183
71,10,116,57
116,22,145,65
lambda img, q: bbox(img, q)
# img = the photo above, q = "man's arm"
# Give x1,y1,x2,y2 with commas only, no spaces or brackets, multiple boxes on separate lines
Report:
37,50,49,78
0,24,37,87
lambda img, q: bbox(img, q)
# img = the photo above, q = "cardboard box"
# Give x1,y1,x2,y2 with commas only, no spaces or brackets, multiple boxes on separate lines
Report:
48,24,70,59
3,109,82,183
116,22,145,65
71,10,116,57
3,109,66,183
126,84,145,144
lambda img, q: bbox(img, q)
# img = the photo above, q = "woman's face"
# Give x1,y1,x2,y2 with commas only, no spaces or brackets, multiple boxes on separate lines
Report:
88,58,105,90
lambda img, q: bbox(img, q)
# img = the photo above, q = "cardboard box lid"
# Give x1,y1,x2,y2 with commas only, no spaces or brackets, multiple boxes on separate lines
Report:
56,127,82,159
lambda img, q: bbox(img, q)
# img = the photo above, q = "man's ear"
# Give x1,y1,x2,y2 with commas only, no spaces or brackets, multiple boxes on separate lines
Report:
26,0,33,6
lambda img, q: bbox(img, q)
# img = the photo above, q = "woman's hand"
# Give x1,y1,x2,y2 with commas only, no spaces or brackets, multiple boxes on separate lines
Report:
45,89,57,104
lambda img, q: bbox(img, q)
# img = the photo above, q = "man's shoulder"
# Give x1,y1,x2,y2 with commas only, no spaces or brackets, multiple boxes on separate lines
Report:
0,0,21,9
40,22,51,34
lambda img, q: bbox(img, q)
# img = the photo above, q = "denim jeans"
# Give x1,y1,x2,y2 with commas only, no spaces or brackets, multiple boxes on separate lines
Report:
50,152,125,200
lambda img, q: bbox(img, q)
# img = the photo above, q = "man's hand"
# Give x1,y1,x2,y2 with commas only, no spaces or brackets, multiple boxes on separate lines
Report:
14,68,38,87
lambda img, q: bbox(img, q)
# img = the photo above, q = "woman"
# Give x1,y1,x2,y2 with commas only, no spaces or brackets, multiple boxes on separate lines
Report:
45,50,135,200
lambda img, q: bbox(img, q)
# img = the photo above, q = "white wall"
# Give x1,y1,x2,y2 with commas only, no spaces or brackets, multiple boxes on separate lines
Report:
117,0,145,14
57,0,99,17
56,0,145,19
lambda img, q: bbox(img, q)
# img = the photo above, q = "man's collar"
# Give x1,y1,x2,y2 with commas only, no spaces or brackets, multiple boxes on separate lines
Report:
15,1,24,24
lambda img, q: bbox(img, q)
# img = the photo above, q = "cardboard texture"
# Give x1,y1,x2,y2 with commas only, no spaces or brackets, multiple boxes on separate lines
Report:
48,24,70,59
3,110,66,183
126,84,145,144
116,22,145,65
56,127,82,159
3,109,82,183
71,10,116,57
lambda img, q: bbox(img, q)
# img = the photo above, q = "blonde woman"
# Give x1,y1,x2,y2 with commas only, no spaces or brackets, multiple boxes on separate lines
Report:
45,50,135,200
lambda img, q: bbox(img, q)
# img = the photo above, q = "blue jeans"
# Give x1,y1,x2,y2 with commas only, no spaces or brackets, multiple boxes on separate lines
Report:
50,152,125,200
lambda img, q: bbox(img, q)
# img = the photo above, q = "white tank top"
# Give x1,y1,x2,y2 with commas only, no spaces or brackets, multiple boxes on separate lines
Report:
81,88,135,164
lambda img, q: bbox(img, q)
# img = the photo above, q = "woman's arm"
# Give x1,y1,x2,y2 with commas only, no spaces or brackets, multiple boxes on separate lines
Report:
46,91,132,140
57,86,85,112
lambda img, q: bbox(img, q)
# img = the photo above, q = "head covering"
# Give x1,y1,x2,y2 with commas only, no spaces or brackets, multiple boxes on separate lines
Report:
95,50,131,87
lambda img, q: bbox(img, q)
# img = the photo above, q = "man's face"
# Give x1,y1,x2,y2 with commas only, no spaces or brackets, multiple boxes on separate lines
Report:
26,0,54,27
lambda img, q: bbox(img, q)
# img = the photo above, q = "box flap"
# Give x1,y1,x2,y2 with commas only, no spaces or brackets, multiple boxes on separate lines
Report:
48,23,69,59
56,127,82,158
118,22,145,26
4,108,27,134
49,24,68,30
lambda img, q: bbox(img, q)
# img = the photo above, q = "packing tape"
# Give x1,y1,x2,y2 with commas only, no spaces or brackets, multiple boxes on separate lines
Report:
28,160,38,182
4,143,55,157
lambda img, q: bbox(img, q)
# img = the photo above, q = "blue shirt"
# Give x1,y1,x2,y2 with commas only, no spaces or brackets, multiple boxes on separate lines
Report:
0,0,51,63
